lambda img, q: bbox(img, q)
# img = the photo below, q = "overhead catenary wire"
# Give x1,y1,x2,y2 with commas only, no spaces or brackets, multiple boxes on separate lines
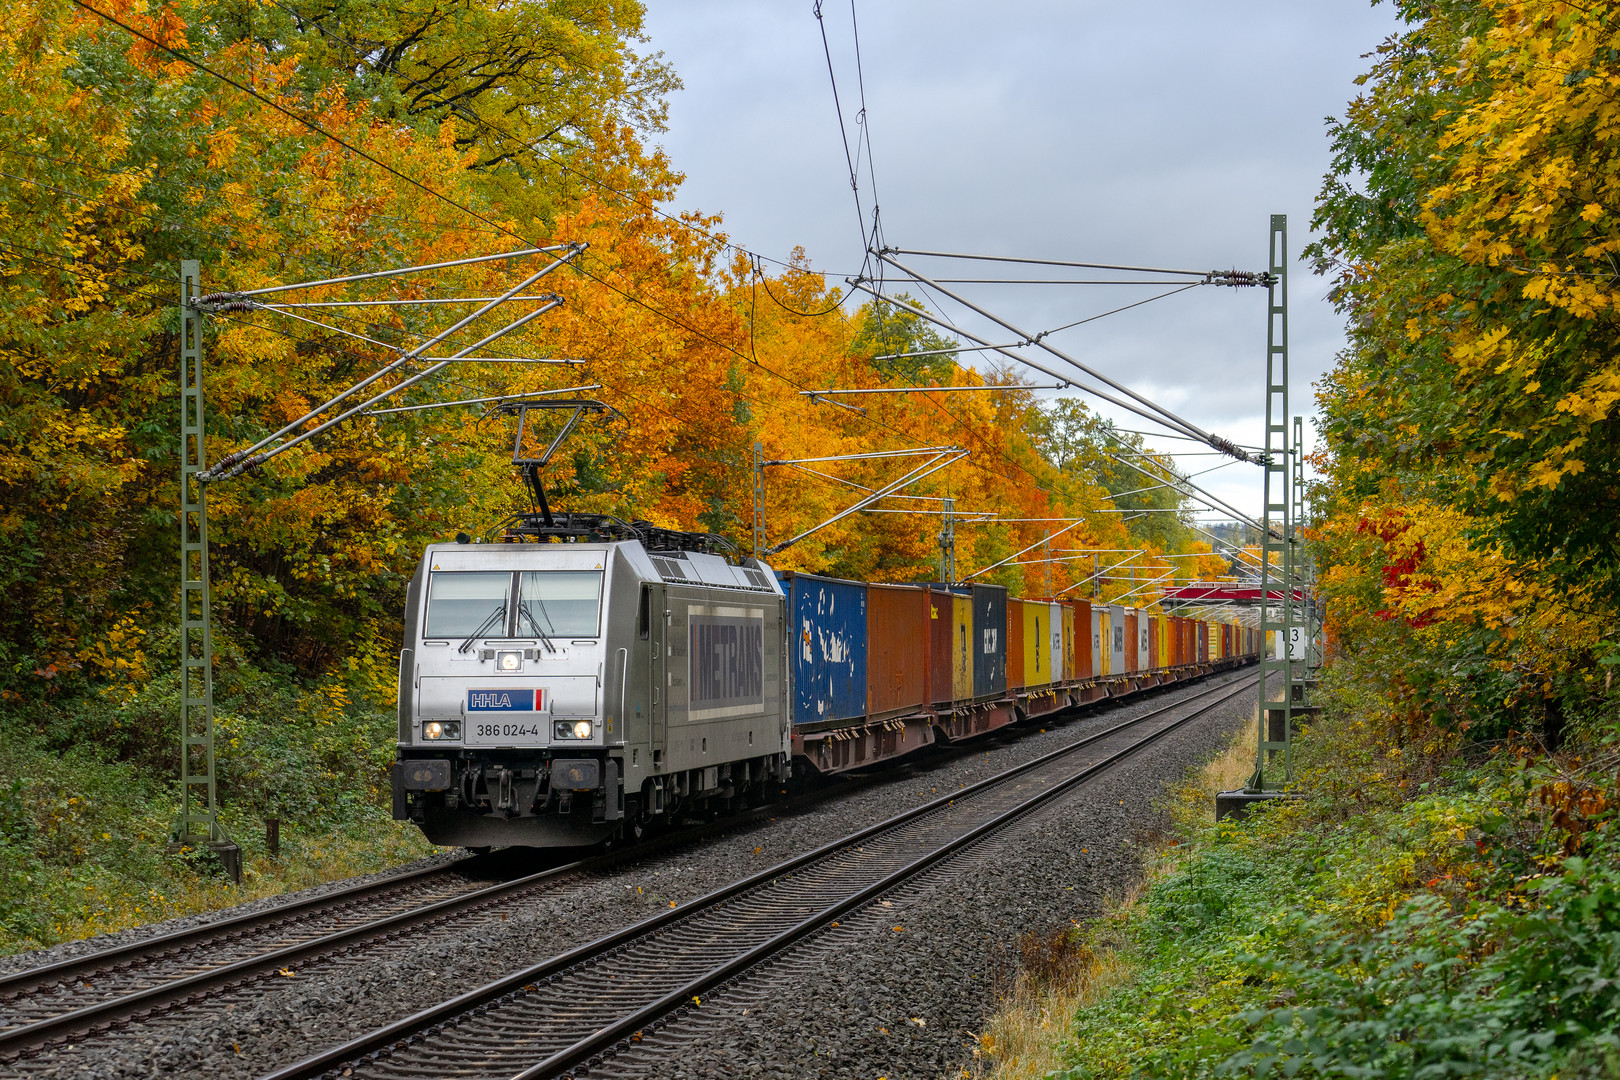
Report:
68,0,542,251
1114,428,1265,451
566,253,1074,506
0,213,572,376
921,279,1217,286
58,0,1184,562
1107,458,1240,501
0,238,762,494
801,383,1065,396
10,231,1137,559
256,0,854,278
763,447,969,556
52,4,1006,516
1034,283,1204,338
0,151,498,253
875,250,1257,463
1100,448,1268,536
963,520,1086,580
363,385,603,416
885,248,1276,285
846,278,1206,437
200,248,584,479
813,0,869,263
54,1,1073,521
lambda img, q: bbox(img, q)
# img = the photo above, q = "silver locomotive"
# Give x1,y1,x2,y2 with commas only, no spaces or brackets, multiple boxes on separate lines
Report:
390,516,791,849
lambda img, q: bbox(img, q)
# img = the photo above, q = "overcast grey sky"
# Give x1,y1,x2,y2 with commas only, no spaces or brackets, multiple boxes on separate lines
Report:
640,1,1402,520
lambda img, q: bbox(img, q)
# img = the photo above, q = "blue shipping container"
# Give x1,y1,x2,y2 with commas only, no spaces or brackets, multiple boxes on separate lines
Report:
778,571,868,728
971,584,1008,699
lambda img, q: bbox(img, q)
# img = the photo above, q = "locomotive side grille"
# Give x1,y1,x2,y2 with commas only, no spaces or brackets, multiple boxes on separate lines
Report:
651,557,690,581
649,553,775,592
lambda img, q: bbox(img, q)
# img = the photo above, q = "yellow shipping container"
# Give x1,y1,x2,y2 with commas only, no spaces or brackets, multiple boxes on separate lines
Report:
1098,608,1112,675
953,594,973,699
1022,600,1048,686
1061,603,1076,681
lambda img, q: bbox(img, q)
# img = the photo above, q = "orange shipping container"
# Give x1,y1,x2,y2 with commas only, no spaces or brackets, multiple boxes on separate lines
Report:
925,589,953,706
1070,599,1092,679
868,585,930,719
1007,599,1027,690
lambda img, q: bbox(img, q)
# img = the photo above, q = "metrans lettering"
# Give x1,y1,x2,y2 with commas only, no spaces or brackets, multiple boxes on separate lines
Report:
688,613,765,719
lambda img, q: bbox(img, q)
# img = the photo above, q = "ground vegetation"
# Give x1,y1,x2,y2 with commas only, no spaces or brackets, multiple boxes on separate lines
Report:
976,2,1620,1076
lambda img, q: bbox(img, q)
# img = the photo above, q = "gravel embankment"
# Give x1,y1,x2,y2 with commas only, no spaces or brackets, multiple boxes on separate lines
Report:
1,670,1256,1080
585,675,1262,1080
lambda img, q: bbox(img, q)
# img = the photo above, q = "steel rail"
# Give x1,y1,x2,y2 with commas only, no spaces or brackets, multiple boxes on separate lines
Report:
521,675,1260,1080
0,737,987,1059
0,860,470,998
264,669,1258,1080
0,860,597,1057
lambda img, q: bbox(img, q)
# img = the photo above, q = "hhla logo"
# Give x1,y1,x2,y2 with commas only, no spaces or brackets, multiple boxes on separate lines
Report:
468,688,539,710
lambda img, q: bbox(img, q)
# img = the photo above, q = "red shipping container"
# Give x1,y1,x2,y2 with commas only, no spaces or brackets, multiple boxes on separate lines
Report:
1069,599,1092,680
925,588,954,707
1007,599,1027,689
868,584,930,719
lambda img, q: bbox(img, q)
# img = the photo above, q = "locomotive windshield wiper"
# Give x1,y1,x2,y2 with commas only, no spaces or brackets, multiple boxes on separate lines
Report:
458,603,507,654
516,601,558,653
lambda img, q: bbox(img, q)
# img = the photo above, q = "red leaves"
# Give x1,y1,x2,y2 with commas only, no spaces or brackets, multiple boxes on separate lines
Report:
1358,511,1439,626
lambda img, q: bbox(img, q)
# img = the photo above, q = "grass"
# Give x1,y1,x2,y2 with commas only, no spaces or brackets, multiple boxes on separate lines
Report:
957,715,1260,1079
957,660,1620,1080
0,637,443,955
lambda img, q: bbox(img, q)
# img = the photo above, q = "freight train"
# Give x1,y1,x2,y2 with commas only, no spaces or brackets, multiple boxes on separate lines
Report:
390,516,1259,849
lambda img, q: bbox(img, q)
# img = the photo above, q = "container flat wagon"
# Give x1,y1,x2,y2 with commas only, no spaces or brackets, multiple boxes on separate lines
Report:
392,523,1260,847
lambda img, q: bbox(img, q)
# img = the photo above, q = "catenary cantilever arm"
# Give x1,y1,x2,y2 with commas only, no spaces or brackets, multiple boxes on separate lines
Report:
762,448,968,556
203,295,566,480
875,251,1257,464
202,244,585,478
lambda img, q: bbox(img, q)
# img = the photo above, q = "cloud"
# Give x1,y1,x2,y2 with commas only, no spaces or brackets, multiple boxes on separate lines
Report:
641,0,1401,516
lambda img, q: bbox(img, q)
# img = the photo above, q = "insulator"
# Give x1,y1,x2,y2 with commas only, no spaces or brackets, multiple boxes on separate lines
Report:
1209,269,1265,288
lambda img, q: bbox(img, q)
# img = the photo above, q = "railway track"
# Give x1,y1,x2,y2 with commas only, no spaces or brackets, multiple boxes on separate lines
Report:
0,778,877,1063
264,671,1258,1080
0,854,574,1058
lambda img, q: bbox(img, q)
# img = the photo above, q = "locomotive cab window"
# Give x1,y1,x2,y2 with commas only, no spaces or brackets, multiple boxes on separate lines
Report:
517,571,603,637
423,571,512,638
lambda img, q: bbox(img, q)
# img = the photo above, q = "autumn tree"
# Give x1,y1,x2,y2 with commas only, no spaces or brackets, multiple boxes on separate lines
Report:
1308,0,1620,740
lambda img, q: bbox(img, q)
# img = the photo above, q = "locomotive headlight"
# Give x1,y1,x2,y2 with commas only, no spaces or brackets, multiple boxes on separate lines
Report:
554,719,594,740
423,720,461,740
496,650,521,672
572,720,593,740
